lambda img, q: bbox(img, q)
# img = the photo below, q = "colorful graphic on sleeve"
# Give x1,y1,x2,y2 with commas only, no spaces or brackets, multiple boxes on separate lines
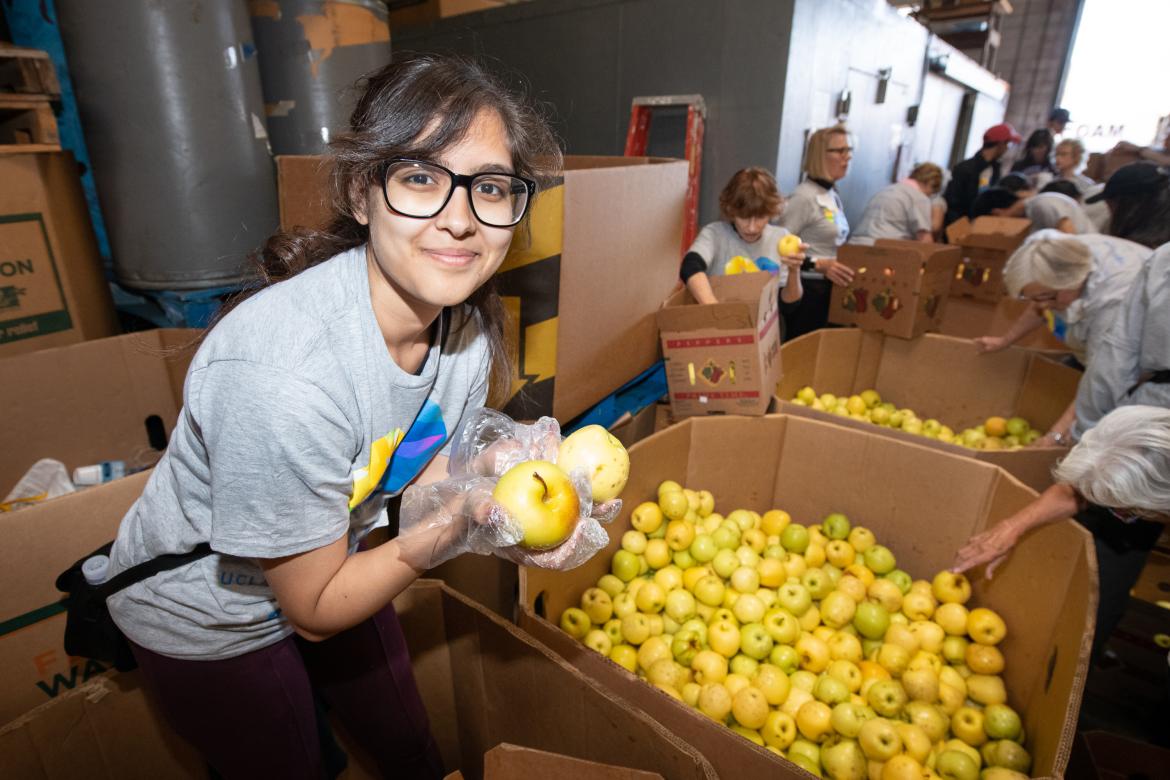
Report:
348,400,450,510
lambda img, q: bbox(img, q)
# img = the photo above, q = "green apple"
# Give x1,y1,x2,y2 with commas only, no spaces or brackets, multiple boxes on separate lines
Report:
802,568,834,600
866,679,907,717
853,600,891,640
557,424,629,502
610,549,640,582
712,525,739,551
781,523,811,554
904,700,949,742
884,569,913,594
935,749,979,780
712,548,740,579
822,512,852,540
983,739,1031,773
1005,416,1029,438
584,628,612,656
857,716,903,760
729,652,759,678
559,607,591,640
494,460,580,548
862,545,896,575
788,738,822,770
690,533,717,563
829,701,874,739
671,629,703,667
820,736,866,779
983,703,1022,741
739,622,774,660
813,673,850,705
770,643,800,674
942,635,970,664
777,582,813,616
602,618,623,646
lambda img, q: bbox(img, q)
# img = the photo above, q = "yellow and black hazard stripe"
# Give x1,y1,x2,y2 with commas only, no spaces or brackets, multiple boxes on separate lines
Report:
495,176,564,419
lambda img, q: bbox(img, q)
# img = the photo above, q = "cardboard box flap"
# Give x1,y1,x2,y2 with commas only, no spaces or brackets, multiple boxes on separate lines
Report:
1015,353,1083,430
873,239,963,271
946,217,971,245
484,744,664,780
656,273,775,332
962,216,1032,250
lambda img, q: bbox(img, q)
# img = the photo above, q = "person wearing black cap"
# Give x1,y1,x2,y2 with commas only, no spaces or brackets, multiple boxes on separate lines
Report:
1086,162,1170,249
1048,107,1071,137
943,123,1021,227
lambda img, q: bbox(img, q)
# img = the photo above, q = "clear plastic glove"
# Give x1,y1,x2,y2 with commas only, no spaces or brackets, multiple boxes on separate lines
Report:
396,475,520,570
448,408,561,478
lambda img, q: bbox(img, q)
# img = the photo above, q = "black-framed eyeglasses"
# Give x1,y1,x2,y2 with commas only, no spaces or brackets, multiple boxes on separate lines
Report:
381,158,536,228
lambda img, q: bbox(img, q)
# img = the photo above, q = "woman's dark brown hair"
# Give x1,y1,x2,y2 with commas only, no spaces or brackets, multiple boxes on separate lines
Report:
1109,174,1170,249
221,53,562,408
718,167,784,220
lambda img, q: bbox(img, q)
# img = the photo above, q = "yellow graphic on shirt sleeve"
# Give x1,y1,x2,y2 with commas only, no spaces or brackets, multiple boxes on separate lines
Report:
349,429,405,510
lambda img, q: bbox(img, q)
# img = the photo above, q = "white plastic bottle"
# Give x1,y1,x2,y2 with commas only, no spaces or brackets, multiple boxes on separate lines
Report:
72,460,127,486
82,554,111,586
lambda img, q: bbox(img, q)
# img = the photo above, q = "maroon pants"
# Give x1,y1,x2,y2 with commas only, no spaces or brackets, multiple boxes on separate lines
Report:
130,603,444,780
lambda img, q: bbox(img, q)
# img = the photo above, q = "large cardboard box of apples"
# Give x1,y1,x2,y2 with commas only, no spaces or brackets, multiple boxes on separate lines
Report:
946,217,1031,302
519,415,1096,778
937,297,1069,354
277,154,689,422
829,241,960,339
0,581,716,779
773,331,1081,492
656,272,781,419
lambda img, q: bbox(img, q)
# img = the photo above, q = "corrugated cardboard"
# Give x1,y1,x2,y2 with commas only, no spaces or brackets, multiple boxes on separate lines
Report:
774,330,1082,491
829,240,960,338
519,415,1096,778
483,743,663,780
387,0,508,29
0,329,196,494
1,582,717,780
277,154,689,422
937,296,1069,353
0,152,118,358
950,216,1032,301
607,403,660,449
656,272,781,418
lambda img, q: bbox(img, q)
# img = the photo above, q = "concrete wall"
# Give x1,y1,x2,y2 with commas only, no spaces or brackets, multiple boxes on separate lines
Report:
778,0,931,225
395,0,796,225
397,0,998,228
996,0,1083,136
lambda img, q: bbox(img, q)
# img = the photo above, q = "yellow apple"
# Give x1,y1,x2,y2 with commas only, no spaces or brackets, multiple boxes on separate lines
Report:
779,232,803,257
698,682,733,721
493,460,580,549
967,608,1007,645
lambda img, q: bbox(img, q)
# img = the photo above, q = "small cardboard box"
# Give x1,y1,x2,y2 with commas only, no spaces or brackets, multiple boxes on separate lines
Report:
938,295,1069,353
278,154,689,422
519,415,1096,778
0,582,717,780
774,330,1082,491
949,216,1032,301
0,152,119,358
829,240,960,338
656,272,781,419
0,329,196,495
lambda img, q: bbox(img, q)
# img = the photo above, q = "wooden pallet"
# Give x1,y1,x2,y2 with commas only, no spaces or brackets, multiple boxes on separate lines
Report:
0,94,61,150
0,44,61,97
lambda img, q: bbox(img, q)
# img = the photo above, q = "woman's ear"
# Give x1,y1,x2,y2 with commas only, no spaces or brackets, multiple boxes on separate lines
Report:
351,181,373,226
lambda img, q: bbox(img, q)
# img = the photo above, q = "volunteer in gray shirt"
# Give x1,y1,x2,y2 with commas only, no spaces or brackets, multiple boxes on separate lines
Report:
779,124,856,339
106,55,568,779
1024,189,1095,234
680,167,804,310
850,162,943,244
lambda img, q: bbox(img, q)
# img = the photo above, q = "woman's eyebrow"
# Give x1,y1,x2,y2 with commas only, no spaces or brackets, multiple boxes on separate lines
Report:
467,163,516,175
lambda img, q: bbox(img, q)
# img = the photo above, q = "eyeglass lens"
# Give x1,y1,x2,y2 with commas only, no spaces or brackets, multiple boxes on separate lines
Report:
384,161,529,226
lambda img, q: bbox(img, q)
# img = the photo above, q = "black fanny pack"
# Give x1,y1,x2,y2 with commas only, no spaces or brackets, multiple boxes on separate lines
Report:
55,542,212,671
1126,368,1170,397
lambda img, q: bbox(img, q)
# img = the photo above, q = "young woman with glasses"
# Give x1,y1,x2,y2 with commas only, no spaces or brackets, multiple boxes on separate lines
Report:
103,54,564,778
779,123,857,339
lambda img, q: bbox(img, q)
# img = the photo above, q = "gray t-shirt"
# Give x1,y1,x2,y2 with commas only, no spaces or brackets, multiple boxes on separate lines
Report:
686,220,792,284
780,179,850,279
109,245,490,660
1024,192,1095,234
850,181,932,244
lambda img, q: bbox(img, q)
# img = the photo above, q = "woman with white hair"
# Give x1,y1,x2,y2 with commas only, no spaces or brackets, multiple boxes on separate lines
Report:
953,405,1170,659
974,229,1151,445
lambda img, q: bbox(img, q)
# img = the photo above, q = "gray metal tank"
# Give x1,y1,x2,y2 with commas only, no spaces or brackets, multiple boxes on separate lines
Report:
55,0,279,290
250,0,391,154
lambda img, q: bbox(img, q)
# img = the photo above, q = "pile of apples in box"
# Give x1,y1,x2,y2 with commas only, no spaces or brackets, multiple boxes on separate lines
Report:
558,482,1032,779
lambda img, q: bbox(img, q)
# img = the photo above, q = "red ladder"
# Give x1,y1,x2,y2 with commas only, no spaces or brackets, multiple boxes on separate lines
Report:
624,94,706,252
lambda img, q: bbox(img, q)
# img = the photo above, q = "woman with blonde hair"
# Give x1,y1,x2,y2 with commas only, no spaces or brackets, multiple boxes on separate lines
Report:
976,229,1151,445
850,161,943,244
779,124,857,338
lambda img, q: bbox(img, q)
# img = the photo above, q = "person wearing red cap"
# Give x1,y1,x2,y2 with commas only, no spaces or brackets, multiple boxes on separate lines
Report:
942,122,1022,226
